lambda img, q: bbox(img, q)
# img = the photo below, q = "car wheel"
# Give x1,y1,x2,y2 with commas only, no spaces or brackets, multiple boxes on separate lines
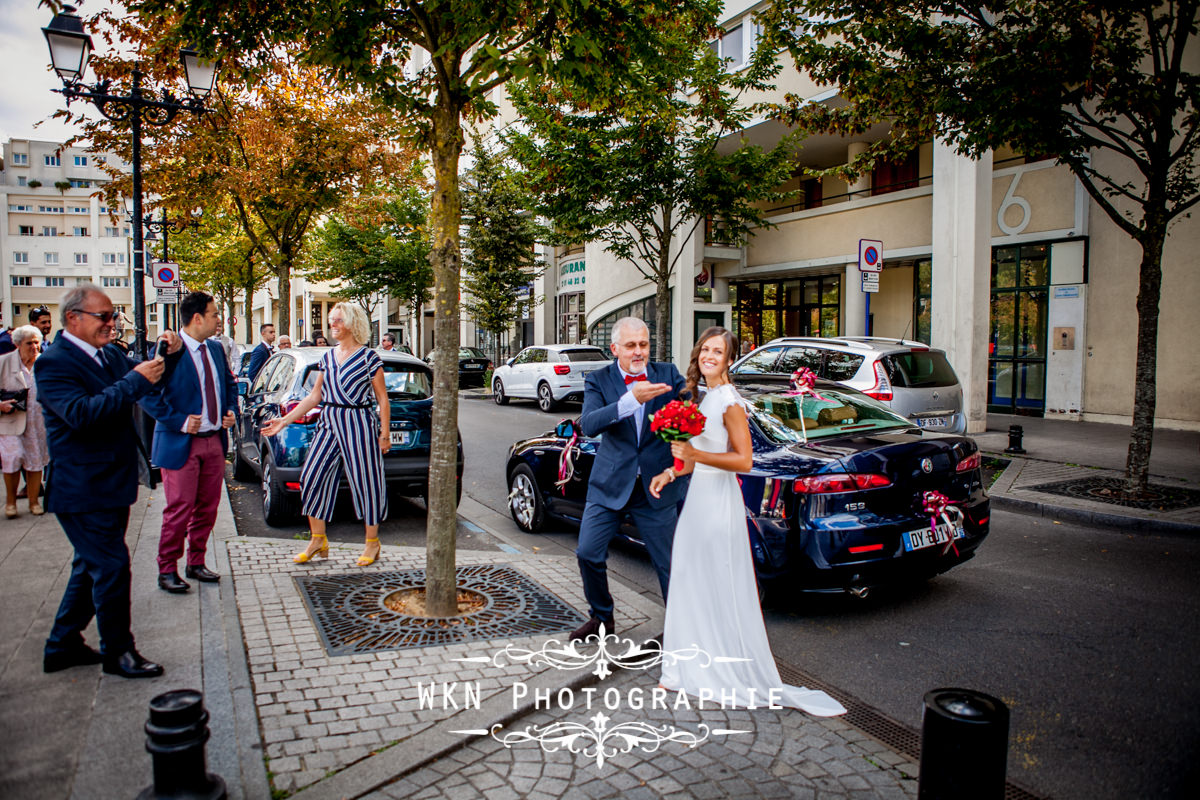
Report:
537,382,558,413
508,464,545,532
261,451,297,527
231,432,256,482
493,378,509,405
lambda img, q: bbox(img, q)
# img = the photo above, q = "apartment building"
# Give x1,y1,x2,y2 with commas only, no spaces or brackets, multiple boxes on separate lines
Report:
515,1,1199,432
0,138,163,343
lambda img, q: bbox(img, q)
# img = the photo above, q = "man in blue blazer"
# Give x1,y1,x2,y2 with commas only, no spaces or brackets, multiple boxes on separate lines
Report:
37,285,181,679
245,322,276,382
140,291,238,593
571,317,687,641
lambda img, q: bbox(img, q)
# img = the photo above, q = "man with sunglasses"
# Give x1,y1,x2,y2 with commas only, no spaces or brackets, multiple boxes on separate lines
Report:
36,285,183,679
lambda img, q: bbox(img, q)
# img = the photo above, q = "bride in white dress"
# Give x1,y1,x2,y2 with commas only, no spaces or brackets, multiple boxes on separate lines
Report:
649,328,845,717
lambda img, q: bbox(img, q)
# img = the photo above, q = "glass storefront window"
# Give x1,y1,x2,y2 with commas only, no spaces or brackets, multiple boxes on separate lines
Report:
993,247,1018,289
732,275,840,349
914,258,932,344
989,243,1051,414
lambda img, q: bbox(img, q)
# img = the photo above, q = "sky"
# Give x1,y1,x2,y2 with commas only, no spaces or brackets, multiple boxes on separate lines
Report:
0,0,122,145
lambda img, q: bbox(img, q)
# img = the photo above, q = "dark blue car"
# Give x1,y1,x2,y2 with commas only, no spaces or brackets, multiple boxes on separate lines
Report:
506,380,989,598
233,347,463,525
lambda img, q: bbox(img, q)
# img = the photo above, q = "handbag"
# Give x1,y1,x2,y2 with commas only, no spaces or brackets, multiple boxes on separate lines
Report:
0,388,28,413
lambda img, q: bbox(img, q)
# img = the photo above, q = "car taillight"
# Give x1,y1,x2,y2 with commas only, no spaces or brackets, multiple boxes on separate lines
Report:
554,364,571,375
282,401,320,424
793,473,892,493
956,452,981,472
864,361,892,402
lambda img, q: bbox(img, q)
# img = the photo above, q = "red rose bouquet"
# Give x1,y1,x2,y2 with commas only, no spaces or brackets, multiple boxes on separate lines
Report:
649,400,706,471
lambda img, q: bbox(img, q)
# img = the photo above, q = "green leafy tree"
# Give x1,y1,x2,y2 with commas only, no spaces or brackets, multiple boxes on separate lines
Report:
462,141,545,366
763,0,1200,494
150,0,720,614
306,172,435,344
506,32,797,358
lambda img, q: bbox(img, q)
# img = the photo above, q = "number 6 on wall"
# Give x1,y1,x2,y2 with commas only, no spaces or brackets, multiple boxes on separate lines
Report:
997,171,1032,235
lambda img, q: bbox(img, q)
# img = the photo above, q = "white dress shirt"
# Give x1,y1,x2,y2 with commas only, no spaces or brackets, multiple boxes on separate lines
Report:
181,331,221,433
616,365,649,439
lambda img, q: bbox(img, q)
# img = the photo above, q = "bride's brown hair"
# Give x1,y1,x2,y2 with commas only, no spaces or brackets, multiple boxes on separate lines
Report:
684,326,739,402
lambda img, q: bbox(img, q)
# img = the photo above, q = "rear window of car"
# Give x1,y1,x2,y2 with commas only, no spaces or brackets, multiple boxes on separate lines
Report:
882,352,958,388
822,352,864,382
561,349,608,362
459,348,486,359
746,387,913,442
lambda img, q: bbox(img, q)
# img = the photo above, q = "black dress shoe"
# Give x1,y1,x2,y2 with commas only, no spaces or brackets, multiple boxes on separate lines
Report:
43,644,103,674
102,648,164,679
569,617,615,642
184,565,221,583
158,571,190,593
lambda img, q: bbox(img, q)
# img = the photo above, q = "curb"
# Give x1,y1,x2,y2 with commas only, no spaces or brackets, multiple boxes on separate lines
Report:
988,493,1200,537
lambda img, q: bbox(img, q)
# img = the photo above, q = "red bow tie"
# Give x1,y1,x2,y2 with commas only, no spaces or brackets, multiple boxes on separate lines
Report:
624,373,648,385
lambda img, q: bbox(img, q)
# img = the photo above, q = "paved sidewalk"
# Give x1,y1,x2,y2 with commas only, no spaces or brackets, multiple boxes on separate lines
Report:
977,414,1200,533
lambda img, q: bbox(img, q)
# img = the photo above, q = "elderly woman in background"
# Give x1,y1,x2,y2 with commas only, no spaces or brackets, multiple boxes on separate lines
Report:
0,325,49,517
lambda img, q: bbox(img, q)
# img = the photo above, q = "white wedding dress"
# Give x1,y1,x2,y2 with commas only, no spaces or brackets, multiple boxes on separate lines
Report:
660,383,846,716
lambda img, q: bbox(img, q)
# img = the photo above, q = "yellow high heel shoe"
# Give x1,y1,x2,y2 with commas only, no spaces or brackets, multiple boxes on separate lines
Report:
294,533,329,564
357,538,381,567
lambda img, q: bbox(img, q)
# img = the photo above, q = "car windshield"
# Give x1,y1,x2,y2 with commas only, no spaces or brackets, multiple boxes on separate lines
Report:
384,366,432,398
746,387,914,442
561,349,608,362
459,348,486,359
882,351,959,388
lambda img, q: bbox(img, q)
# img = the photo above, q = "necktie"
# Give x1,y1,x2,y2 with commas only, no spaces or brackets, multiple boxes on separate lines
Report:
624,373,648,385
200,346,219,425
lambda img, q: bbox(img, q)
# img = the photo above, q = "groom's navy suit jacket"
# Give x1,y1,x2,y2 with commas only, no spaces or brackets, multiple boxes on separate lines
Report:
579,360,688,510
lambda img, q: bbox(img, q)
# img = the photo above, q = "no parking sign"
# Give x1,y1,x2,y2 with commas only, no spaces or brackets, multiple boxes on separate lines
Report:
152,261,179,288
858,239,883,272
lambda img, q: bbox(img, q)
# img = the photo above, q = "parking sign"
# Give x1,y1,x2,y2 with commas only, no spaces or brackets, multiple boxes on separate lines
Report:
858,240,883,272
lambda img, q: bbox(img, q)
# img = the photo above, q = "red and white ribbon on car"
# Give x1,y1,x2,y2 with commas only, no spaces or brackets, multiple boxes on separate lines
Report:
921,490,965,556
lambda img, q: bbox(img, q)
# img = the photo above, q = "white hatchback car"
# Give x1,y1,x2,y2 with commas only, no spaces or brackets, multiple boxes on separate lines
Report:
492,344,612,412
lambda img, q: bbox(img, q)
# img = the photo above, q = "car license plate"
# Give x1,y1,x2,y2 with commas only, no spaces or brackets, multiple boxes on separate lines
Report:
464,363,482,369
390,430,410,445
917,416,948,428
902,522,964,552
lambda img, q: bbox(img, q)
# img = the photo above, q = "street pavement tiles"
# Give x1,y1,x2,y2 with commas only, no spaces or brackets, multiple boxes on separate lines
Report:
228,539,651,795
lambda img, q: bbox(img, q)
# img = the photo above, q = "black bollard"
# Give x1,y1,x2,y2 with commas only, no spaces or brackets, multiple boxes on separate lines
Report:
1004,424,1026,454
918,688,1009,800
137,689,227,800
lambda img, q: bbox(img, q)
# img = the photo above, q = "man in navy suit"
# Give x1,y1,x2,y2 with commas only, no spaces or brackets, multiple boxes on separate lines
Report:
245,322,276,382
37,284,181,678
571,317,687,641
140,291,238,593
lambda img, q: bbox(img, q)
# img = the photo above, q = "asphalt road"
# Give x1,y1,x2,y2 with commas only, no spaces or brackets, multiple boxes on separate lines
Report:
453,392,1200,800
225,392,1199,798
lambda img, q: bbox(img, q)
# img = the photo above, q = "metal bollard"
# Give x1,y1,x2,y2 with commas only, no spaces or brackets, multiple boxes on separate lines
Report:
1004,424,1026,454
918,688,1009,800
137,689,227,800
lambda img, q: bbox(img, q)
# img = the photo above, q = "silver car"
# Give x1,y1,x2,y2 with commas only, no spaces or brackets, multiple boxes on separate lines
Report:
491,344,612,412
730,336,966,434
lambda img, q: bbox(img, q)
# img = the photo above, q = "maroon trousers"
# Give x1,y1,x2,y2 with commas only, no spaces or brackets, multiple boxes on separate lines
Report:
157,434,225,574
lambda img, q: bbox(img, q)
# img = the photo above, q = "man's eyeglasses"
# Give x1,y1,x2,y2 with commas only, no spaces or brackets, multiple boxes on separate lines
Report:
72,310,117,323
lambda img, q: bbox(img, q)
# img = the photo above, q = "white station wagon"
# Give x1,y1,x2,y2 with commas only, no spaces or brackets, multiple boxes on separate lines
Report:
492,344,612,412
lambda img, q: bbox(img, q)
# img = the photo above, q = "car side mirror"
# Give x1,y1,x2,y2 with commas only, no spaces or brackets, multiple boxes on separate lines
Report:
236,381,248,397
555,419,579,439
506,358,515,367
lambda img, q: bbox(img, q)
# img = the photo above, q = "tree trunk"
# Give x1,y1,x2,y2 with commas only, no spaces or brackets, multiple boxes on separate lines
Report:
275,262,292,335
1124,220,1166,494
243,278,255,344
654,204,674,361
412,297,422,355
425,98,465,616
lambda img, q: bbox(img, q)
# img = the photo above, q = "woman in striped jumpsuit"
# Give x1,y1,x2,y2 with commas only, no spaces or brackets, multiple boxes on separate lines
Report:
261,303,390,566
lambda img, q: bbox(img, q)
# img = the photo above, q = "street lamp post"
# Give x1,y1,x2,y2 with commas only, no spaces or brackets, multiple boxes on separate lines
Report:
43,5,217,358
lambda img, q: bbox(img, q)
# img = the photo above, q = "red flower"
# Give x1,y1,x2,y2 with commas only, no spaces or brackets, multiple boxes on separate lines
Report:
650,400,707,470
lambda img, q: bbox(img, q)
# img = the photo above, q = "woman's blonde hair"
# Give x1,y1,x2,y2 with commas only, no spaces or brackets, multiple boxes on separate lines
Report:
332,302,371,345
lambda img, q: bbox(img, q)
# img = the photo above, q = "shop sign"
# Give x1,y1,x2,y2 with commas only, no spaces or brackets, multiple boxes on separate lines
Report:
558,259,586,292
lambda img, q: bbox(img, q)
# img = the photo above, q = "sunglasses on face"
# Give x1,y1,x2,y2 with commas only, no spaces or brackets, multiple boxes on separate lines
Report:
73,310,117,323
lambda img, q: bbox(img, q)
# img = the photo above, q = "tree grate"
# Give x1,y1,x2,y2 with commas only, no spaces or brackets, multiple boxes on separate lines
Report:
776,660,1049,800
1027,476,1200,511
295,563,588,656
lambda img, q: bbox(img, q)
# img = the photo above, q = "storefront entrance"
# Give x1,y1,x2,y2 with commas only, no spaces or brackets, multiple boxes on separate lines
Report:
731,275,840,350
988,244,1049,415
